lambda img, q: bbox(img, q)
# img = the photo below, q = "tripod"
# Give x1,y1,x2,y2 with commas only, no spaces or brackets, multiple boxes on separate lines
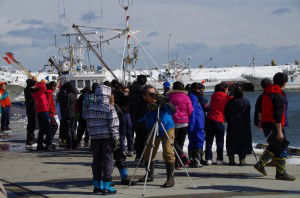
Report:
129,105,196,196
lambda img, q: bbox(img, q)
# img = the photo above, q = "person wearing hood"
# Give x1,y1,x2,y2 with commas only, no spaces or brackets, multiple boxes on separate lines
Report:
82,84,120,194
187,83,206,168
163,81,170,97
0,82,11,132
31,80,52,151
254,72,295,181
24,79,38,147
46,81,58,143
205,83,232,165
224,85,252,166
168,81,193,169
63,82,78,149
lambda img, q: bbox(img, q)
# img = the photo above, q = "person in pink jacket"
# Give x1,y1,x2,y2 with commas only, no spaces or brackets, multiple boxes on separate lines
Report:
168,81,193,168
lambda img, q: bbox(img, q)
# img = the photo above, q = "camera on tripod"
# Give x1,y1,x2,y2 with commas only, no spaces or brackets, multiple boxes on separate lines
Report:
149,93,170,104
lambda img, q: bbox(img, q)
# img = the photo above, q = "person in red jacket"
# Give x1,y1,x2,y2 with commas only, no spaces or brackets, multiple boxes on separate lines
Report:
0,82,11,132
46,81,58,143
31,80,53,151
254,72,295,181
205,82,232,165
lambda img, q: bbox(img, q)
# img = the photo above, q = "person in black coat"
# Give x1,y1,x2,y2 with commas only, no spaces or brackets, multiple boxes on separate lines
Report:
59,82,78,149
24,79,38,147
224,85,252,166
129,75,148,162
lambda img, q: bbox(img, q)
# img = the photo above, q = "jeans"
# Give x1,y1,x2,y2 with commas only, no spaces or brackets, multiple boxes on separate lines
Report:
65,118,77,149
120,113,134,152
37,112,52,147
91,139,114,182
205,119,225,161
1,106,10,130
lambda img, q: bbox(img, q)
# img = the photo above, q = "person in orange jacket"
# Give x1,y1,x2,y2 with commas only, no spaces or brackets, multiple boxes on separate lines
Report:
0,82,11,132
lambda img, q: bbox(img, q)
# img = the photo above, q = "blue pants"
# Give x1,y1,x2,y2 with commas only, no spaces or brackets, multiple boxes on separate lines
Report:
37,112,52,147
120,113,134,152
205,119,225,161
1,106,10,131
188,128,205,150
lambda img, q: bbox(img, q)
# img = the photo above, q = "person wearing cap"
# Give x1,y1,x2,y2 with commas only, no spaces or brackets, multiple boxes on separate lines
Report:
163,81,171,97
0,82,11,132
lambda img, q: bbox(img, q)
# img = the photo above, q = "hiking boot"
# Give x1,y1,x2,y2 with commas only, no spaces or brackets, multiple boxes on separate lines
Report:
119,169,137,186
102,182,117,195
161,163,175,188
275,158,296,181
254,150,274,175
239,159,247,166
138,162,154,182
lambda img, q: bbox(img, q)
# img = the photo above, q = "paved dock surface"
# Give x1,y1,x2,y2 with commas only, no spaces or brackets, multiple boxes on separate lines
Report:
0,121,300,198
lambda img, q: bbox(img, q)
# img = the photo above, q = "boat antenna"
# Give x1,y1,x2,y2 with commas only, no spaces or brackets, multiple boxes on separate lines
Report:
168,33,171,64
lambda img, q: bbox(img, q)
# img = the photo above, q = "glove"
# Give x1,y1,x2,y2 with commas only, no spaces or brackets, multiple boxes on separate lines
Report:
113,139,121,151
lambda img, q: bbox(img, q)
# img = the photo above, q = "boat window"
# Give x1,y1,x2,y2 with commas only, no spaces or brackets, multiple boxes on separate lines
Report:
85,80,91,88
77,80,84,89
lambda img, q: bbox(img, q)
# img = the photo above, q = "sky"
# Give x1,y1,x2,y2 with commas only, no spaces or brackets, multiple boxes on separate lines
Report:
0,0,300,71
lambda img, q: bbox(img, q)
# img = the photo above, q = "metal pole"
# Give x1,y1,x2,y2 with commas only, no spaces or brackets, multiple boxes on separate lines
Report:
72,24,119,80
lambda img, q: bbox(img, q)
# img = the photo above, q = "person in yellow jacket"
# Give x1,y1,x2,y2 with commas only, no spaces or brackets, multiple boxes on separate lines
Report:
0,82,11,132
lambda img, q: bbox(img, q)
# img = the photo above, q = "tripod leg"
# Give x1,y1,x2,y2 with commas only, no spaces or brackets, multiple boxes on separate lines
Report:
142,121,159,197
129,123,156,186
160,123,196,189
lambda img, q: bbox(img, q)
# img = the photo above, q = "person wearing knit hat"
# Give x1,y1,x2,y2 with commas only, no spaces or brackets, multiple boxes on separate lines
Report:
0,82,11,132
163,81,171,96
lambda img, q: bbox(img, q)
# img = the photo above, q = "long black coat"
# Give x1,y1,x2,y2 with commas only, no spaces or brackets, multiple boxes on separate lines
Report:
224,97,252,155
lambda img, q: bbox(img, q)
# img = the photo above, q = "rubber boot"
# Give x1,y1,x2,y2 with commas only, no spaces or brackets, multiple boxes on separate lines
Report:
120,169,137,185
228,155,236,166
93,180,103,193
161,163,175,188
188,148,195,168
275,158,296,181
102,182,117,195
254,150,273,175
138,162,154,182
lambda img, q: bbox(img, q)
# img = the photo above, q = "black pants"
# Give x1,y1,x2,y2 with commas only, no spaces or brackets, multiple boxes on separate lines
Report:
65,118,77,149
262,123,288,158
50,116,58,140
205,119,225,161
37,112,52,147
120,113,134,152
175,127,188,164
134,124,147,159
91,139,114,182
76,118,89,143
1,106,10,130
59,118,66,141
26,110,37,144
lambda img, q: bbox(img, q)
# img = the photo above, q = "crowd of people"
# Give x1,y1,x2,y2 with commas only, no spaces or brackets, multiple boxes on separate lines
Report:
0,71,295,195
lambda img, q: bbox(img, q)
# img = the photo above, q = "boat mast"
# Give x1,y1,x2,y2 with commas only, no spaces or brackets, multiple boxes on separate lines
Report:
72,24,119,80
119,0,133,84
